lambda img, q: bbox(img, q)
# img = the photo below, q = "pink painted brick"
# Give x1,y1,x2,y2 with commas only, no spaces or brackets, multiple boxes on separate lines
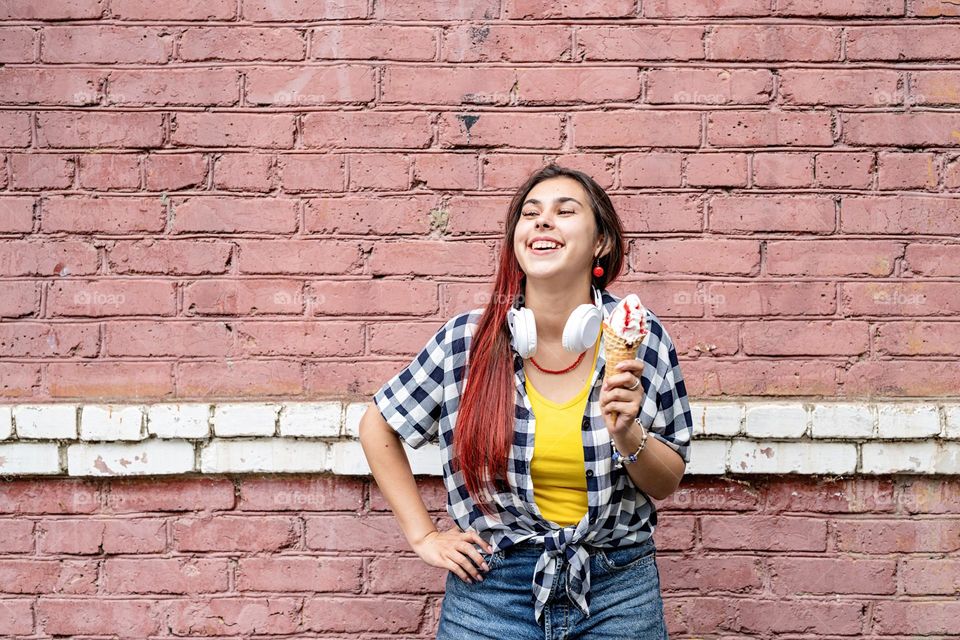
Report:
369,240,493,276
875,321,960,356
0,323,98,357
348,152,411,190
48,279,176,317
177,360,303,397
752,152,814,188
169,196,298,233
237,556,362,591
621,152,682,188
315,26,436,60
37,518,166,554
41,196,165,233
611,195,703,232
848,26,960,60
686,152,748,187
0,282,38,318
246,65,375,106
709,195,835,233
572,111,701,148
841,196,960,235
632,239,760,275
41,26,171,63
814,152,874,188
0,68,103,105
108,68,239,106
278,153,344,192
102,557,229,593
238,475,363,511
842,112,960,146
708,111,834,147
179,27,304,61
173,515,298,552
245,0,365,19
111,0,236,19
878,151,939,190
708,26,841,61
646,68,773,105
237,240,364,275
103,477,234,512
777,0,902,15
8,154,73,190
441,24,568,62
769,556,896,595
0,240,97,276
576,26,705,61
171,112,296,148
701,515,827,550
412,153,478,190
0,196,34,232
767,240,901,276
303,111,432,148
741,321,869,356
143,153,207,190
107,240,232,275
211,153,273,192
439,111,562,148
77,154,140,190
305,195,432,235
37,111,163,148
707,282,836,316
47,362,174,398
37,599,161,637
306,279,438,316
905,243,960,276
302,596,424,634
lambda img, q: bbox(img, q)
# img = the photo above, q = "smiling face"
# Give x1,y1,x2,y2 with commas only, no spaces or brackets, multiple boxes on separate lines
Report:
513,176,604,285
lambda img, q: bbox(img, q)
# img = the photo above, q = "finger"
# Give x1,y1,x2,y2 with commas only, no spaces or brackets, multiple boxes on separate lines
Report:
460,539,490,573
448,559,476,584
603,373,641,390
453,548,486,582
470,531,494,554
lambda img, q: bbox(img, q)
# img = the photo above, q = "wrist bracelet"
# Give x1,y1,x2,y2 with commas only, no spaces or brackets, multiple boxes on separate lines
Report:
611,417,648,468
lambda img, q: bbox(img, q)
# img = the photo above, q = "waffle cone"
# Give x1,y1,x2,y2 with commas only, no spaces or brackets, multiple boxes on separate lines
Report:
602,321,644,425
602,321,641,382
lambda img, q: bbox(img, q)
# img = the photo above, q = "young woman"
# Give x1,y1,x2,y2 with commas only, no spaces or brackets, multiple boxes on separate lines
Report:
360,164,693,640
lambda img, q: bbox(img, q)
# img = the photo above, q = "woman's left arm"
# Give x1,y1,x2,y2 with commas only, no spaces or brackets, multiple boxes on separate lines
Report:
600,360,688,501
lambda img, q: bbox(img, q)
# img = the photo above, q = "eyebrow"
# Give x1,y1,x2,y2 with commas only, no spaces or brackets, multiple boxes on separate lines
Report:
522,197,582,207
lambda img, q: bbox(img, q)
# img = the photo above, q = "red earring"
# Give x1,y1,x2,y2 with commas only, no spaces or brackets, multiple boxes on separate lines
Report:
592,257,604,278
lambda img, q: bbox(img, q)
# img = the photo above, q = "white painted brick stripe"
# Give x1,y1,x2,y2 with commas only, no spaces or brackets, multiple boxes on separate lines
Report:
0,401,958,477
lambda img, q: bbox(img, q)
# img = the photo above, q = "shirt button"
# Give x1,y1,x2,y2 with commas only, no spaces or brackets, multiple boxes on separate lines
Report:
581,417,590,431
586,469,594,478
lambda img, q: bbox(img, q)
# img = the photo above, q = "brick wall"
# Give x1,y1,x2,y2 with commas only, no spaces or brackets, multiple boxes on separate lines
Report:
1,0,959,637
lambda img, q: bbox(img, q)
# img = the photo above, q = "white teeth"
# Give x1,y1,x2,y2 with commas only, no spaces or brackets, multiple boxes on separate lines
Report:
531,241,560,250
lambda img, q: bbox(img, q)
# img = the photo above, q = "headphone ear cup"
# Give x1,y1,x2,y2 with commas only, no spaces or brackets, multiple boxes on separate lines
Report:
508,306,537,359
562,305,602,353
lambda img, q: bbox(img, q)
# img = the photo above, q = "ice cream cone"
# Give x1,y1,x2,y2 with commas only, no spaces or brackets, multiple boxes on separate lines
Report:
602,321,643,426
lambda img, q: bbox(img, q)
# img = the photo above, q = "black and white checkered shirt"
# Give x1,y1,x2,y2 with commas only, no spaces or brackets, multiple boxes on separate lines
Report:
373,288,693,627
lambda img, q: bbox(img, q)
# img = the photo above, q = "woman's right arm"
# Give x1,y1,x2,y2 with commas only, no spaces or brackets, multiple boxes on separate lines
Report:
358,401,493,583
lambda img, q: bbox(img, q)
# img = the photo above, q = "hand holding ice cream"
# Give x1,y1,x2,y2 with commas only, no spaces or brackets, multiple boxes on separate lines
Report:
601,294,649,431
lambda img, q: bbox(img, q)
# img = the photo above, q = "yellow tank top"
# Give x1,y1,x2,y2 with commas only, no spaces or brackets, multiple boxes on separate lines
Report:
525,337,600,527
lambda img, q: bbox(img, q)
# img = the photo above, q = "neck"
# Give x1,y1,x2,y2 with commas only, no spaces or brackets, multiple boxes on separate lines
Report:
522,277,596,344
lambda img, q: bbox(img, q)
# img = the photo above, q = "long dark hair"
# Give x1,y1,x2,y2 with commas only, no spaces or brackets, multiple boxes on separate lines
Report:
454,164,626,516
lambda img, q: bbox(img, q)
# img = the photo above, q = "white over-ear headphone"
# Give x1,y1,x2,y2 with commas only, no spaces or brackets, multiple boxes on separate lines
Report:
507,284,605,359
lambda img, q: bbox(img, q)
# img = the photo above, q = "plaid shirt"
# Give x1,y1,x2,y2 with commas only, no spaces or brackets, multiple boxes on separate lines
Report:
373,288,693,627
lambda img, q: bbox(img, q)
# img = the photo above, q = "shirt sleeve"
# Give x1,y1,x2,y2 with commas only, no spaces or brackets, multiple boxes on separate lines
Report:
372,319,450,449
648,340,693,465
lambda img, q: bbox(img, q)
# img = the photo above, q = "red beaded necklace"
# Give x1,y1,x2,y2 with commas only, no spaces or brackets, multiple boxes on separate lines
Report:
529,350,586,374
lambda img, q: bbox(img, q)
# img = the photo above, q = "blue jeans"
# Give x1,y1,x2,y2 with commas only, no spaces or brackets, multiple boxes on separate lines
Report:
436,535,668,640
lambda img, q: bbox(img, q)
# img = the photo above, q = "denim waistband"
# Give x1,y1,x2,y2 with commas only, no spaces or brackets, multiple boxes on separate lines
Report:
505,535,654,554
